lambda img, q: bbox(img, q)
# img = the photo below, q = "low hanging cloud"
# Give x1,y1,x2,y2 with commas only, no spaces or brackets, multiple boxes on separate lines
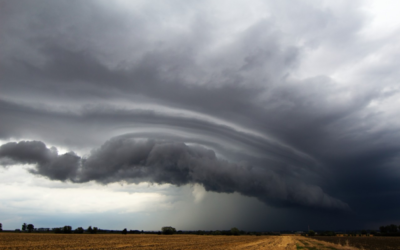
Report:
0,139,349,211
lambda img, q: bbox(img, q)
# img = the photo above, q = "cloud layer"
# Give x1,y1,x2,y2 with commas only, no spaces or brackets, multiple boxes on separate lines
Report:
0,139,349,210
1,0,400,229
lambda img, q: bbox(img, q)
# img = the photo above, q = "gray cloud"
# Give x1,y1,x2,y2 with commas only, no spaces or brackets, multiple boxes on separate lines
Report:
1,0,400,229
0,139,348,210
0,141,80,181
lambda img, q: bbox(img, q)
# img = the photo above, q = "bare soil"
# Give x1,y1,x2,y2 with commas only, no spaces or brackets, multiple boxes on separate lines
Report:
311,236,400,250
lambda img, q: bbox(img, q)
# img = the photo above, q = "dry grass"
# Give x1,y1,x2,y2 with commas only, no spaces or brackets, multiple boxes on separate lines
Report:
296,236,358,250
0,234,274,250
0,234,361,250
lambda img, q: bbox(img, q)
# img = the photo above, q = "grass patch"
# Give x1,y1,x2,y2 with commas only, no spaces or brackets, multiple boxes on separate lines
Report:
300,240,310,245
297,243,330,250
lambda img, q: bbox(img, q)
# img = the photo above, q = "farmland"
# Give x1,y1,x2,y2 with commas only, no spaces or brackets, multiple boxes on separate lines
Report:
311,236,400,250
0,234,358,250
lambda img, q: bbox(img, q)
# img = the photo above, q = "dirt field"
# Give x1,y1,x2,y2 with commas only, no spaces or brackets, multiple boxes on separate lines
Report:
0,234,360,250
311,236,400,250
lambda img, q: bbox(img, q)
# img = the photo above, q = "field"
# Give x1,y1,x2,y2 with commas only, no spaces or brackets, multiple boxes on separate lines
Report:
0,234,359,250
311,236,400,250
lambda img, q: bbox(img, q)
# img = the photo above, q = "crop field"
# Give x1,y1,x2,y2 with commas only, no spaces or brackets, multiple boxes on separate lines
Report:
0,234,360,250
311,236,400,250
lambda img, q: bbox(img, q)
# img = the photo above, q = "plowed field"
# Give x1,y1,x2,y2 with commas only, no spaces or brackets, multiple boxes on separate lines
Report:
0,234,358,250
311,236,400,250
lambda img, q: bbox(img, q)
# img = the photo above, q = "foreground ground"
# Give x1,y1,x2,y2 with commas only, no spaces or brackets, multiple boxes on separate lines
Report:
311,236,400,250
0,234,360,250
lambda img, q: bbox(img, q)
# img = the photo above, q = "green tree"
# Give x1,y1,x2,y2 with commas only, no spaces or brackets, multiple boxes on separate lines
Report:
22,223,27,231
93,227,98,234
63,226,72,234
161,226,176,235
27,224,34,232
87,226,93,234
231,227,240,235
122,228,127,235
308,230,315,236
213,230,221,235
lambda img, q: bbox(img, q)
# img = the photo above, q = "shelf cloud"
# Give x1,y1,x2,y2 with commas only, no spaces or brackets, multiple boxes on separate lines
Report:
0,139,349,210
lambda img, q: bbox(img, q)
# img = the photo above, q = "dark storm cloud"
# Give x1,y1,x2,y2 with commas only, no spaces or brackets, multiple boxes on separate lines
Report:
0,139,349,210
0,141,79,181
1,0,400,229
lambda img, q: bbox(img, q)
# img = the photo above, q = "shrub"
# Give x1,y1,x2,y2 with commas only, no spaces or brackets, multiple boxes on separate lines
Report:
162,226,176,235
231,227,240,236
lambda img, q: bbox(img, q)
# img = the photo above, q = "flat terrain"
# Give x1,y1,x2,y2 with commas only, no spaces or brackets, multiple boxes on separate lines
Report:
0,234,358,250
311,236,400,250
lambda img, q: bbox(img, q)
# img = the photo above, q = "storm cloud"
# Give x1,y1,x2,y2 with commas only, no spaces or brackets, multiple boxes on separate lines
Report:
0,139,348,210
1,0,400,230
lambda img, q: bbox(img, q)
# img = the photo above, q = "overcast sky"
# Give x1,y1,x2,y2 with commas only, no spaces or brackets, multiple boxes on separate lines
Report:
1,0,400,231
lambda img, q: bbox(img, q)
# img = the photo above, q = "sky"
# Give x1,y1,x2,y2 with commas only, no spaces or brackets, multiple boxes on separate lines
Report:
1,0,400,232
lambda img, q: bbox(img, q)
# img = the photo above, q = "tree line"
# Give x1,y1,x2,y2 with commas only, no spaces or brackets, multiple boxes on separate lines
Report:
4,222,399,236
378,224,400,236
18,223,101,234
0,223,280,236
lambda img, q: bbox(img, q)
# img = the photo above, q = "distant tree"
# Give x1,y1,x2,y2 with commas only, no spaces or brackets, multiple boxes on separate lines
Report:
87,226,93,234
361,230,367,235
0,223,2,231
380,226,387,233
231,227,240,236
388,224,398,233
161,226,176,235
308,230,315,236
122,228,127,235
93,227,98,234
63,226,72,234
74,227,84,234
213,230,221,235
27,224,34,232
22,223,27,231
